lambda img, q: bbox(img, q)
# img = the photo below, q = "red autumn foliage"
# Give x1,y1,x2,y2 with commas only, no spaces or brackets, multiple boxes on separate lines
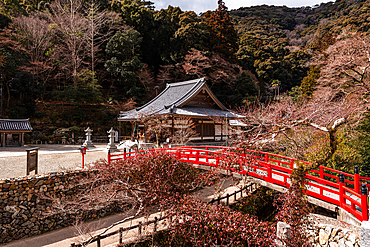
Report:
166,196,276,246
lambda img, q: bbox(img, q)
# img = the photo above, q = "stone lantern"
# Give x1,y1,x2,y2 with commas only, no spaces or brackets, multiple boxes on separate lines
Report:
106,127,117,152
82,127,95,147
61,136,67,145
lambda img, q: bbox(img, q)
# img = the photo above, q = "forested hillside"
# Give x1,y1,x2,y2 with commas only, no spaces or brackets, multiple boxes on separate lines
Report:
1,0,370,170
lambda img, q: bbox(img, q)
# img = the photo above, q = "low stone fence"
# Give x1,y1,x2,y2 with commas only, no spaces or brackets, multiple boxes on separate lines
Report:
0,170,119,244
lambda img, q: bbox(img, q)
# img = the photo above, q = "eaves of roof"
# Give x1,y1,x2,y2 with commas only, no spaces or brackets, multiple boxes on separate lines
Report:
0,119,33,131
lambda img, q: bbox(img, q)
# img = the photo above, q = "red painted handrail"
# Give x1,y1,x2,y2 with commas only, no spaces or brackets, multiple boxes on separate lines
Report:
108,146,370,222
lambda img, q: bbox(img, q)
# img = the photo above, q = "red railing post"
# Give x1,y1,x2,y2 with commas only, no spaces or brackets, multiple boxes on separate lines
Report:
320,166,324,179
216,155,219,167
124,149,126,160
81,153,85,169
267,162,271,180
339,173,345,208
196,151,199,163
354,166,360,194
361,184,369,221
107,149,111,164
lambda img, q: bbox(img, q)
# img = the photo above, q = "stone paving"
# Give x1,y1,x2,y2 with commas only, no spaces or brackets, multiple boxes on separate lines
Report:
0,144,108,180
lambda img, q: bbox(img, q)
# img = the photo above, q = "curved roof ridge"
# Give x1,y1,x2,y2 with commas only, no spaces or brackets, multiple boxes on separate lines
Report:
167,78,205,108
173,79,228,111
135,84,171,111
171,79,205,107
166,77,205,88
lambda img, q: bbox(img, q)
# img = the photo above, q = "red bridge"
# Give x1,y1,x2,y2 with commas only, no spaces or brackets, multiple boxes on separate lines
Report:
108,146,370,225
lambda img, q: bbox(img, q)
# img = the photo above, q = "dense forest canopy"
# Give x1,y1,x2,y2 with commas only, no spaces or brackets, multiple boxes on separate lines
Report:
1,0,367,115
2,0,370,174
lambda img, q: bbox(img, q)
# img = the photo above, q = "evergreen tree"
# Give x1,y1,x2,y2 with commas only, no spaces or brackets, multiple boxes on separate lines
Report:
300,66,320,98
105,29,145,101
201,0,238,59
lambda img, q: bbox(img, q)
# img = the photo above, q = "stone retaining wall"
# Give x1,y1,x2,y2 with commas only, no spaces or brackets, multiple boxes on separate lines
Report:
307,214,361,247
0,170,117,244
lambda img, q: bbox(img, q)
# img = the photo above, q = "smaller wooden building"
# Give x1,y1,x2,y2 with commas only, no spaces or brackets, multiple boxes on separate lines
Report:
0,119,33,147
118,78,240,142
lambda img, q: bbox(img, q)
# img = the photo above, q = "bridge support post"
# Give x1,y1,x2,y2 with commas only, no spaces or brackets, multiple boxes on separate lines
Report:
267,163,272,180
361,184,369,221
339,173,345,208
319,166,323,179
354,166,360,194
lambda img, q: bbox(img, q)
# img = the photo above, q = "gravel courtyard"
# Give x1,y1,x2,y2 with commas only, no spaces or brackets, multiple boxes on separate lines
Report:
0,144,111,180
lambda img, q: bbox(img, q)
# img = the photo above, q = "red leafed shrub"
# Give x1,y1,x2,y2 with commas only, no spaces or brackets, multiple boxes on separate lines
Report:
166,197,276,247
161,183,313,247
46,153,218,217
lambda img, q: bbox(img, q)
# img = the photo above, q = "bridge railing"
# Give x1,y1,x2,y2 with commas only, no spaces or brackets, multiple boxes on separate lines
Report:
107,146,370,222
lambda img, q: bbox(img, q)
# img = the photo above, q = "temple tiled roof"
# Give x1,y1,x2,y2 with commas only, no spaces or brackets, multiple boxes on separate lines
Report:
119,78,238,121
0,119,33,131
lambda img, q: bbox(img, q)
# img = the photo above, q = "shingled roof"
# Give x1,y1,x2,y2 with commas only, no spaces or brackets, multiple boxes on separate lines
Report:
0,119,33,131
119,78,237,121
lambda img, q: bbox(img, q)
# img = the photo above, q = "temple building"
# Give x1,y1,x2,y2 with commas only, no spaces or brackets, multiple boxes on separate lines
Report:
118,78,241,142
0,119,33,147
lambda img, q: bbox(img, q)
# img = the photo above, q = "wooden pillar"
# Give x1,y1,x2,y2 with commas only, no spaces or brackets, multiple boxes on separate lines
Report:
171,115,174,137
131,122,135,141
18,133,22,146
221,123,223,141
21,133,25,146
214,123,216,141
1,133,4,147
201,120,203,141
144,124,147,143
119,121,121,142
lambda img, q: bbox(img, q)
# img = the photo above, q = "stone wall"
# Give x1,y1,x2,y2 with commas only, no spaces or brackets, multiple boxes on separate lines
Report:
0,170,115,244
307,214,361,247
